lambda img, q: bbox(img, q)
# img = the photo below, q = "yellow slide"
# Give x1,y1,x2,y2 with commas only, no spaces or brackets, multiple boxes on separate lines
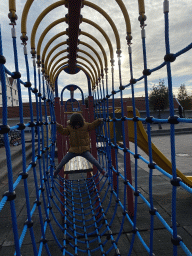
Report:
109,107,192,187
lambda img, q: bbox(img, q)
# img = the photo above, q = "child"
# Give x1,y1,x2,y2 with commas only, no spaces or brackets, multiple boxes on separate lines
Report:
54,112,106,177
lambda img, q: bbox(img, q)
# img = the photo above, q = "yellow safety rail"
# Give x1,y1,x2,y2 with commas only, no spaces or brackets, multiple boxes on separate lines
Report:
80,31,108,69
76,61,96,86
53,65,94,90
77,49,100,78
21,0,36,37
84,1,121,51
51,61,69,84
138,0,145,18
44,41,67,75
9,0,16,18
49,56,68,80
30,1,67,52
115,0,132,40
37,18,66,59
79,41,104,74
77,56,99,83
82,18,114,61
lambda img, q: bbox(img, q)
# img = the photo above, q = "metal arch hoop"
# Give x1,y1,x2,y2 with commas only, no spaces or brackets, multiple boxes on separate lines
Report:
37,19,67,61
65,99,80,112
54,65,92,97
60,84,85,106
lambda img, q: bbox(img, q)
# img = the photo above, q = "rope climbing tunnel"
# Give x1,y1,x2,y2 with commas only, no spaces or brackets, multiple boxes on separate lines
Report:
0,0,192,255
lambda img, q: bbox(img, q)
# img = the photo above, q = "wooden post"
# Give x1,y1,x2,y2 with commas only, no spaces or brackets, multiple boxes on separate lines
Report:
123,101,134,217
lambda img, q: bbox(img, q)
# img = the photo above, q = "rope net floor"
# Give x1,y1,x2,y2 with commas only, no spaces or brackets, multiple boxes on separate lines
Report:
1,1,192,255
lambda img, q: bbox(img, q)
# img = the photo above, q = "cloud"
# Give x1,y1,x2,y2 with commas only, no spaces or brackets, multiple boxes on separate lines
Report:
0,0,192,104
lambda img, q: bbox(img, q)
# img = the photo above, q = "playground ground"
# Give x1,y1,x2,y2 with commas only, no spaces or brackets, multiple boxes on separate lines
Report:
0,123,192,255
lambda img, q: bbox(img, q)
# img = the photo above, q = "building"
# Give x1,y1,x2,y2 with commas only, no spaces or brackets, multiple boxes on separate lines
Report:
0,74,19,107
64,96,181,118
0,96,183,120
107,97,180,118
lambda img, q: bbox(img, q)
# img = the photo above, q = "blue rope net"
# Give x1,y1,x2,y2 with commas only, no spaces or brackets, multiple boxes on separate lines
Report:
0,2,192,256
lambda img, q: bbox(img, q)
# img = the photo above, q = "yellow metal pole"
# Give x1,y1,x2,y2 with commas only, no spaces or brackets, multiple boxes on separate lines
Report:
76,61,97,86
49,57,68,82
115,0,131,34
51,62,68,85
79,41,104,74
21,0,34,38
48,51,68,78
115,0,132,42
82,18,114,60
52,66,94,90
80,31,108,69
30,1,67,55
44,41,67,75
9,0,16,17
84,1,121,51
78,49,100,78
77,55,99,81
37,18,66,58
138,0,145,18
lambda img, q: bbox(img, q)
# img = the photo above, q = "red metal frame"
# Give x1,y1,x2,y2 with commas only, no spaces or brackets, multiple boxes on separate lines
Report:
123,101,134,217
67,0,82,74
54,97,65,214
88,96,101,217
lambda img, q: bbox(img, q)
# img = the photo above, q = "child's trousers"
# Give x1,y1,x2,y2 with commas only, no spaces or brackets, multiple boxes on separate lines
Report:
55,150,103,175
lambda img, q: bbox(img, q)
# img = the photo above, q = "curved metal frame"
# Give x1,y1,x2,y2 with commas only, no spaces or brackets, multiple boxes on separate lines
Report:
61,84,85,106
65,98,80,112
18,0,137,94
54,64,93,94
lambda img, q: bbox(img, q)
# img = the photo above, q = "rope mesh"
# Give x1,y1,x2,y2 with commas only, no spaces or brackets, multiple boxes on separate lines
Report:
0,2,192,256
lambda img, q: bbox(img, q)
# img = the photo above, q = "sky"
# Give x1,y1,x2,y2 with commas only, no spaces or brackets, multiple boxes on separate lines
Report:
0,0,192,102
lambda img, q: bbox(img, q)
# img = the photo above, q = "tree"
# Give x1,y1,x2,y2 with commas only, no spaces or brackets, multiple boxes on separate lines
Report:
149,80,169,129
177,84,192,117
